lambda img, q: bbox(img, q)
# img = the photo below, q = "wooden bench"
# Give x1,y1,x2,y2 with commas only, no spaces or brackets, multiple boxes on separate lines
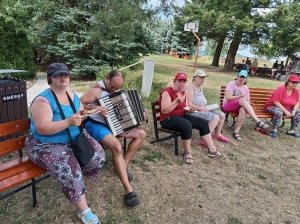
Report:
219,86,288,128
0,118,49,207
149,101,181,156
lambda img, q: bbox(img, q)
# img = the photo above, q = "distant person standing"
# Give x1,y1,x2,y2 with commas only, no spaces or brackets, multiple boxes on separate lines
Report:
280,61,285,70
263,64,268,68
271,60,279,78
246,57,251,72
251,58,258,75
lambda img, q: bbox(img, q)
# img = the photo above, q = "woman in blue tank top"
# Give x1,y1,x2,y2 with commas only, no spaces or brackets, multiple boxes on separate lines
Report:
25,63,105,224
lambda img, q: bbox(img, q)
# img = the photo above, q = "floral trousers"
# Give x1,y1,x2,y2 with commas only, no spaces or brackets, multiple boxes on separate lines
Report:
25,131,105,204
265,106,300,131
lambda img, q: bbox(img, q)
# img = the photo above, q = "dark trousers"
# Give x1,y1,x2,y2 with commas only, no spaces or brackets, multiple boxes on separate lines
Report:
160,114,210,140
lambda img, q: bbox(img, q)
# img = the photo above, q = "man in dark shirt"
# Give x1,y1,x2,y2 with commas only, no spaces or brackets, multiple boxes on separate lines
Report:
271,60,279,78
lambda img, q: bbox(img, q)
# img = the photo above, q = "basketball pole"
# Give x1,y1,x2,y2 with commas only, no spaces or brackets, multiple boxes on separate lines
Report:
191,30,200,72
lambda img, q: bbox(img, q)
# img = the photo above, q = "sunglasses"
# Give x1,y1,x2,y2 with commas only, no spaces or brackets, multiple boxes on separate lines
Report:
110,80,120,90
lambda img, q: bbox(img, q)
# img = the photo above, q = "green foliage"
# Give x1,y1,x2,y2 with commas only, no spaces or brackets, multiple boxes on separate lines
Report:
27,0,155,78
252,3,300,59
0,0,36,79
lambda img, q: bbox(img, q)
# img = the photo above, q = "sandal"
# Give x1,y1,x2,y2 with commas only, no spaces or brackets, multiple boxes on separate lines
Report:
207,150,226,159
256,120,269,130
232,132,242,141
77,207,100,224
183,151,193,165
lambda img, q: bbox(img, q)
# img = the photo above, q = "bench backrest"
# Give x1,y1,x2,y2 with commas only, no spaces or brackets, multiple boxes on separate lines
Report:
220,86,275,113
151,101,160,139
0,118,30,157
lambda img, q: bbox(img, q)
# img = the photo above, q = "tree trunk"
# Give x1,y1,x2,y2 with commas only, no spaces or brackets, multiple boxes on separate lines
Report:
224,37,242,70
211,35,226,67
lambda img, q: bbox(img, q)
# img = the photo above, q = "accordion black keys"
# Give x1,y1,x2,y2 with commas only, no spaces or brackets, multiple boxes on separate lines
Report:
97,89,146,136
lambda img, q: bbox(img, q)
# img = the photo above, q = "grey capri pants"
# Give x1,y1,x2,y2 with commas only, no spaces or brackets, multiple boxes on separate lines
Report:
160,114,210,140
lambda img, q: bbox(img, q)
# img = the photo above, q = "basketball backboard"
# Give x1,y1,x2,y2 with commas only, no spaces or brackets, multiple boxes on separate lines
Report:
184,20,199,33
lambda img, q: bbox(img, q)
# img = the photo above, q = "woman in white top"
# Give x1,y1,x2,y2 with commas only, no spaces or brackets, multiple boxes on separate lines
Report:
185,70,229,148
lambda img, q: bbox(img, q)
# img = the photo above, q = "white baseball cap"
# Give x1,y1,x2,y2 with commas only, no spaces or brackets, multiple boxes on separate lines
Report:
193,70,208,77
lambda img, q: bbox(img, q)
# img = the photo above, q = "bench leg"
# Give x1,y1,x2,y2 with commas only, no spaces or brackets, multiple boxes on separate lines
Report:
280,118,286,128
123,137,127,154
31,178,37,207
174,136,179,156
224,113,236,128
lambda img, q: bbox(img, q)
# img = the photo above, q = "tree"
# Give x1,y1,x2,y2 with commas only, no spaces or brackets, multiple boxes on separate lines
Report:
252,3,300,63
174,0,276,69
0,0,36,79
26,0,156,78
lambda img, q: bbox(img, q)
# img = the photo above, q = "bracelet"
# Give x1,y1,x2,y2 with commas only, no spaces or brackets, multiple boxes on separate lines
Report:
65,120,69,128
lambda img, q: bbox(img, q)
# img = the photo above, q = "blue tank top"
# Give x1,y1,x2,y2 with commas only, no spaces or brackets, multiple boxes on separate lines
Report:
30,89,81,143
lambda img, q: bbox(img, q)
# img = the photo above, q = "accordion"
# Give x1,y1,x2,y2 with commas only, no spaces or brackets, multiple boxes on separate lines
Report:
97,89,147,136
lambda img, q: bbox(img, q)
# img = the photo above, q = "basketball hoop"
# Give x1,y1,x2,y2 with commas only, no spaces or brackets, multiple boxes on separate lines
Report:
184,21,200,72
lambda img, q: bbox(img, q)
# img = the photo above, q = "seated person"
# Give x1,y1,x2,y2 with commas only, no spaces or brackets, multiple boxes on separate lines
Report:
222,70,269,141
265,74,300,138
159,72,226,165
25,63,105,224
274,65,283,80
80,70,145,207
185,70,229,148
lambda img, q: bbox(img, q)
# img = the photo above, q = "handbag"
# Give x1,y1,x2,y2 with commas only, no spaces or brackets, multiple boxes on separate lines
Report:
51,90,95,167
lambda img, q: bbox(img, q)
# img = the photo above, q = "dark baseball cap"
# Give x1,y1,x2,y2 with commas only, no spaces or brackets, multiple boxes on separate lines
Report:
47,63,70,78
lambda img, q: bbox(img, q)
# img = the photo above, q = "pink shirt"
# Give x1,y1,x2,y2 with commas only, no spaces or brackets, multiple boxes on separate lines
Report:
264,85,299,110
223,80,250,105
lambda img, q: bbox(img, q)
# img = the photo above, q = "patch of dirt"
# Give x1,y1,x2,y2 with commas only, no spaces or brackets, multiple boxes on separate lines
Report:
26,78,37,89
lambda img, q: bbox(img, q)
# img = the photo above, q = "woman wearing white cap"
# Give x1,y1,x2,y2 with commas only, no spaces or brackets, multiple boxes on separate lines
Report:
159,72,226,164
185,70,229,148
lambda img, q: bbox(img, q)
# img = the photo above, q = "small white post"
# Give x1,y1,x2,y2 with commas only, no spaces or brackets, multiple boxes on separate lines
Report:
141,59,155,97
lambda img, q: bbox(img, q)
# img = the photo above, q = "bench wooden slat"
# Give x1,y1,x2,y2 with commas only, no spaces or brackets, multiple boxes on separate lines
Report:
0,119,48,207
0,157,30,172
220,86,289,128
0,166,46,192
0,136,26,156
0,159,39,181
0,118,30,137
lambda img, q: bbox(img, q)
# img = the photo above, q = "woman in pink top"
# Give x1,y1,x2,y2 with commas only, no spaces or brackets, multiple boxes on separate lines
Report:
222,70,269,141
265,74,300,138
